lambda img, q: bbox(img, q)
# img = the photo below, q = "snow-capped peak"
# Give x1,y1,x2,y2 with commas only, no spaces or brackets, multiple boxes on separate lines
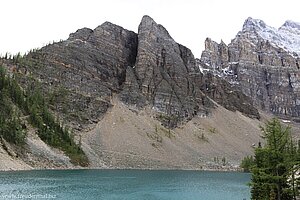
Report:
280,20,300,30
242,17,267,32
241,17,300,56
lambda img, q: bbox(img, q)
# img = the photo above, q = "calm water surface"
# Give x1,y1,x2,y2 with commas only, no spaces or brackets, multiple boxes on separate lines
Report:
0,169,251,200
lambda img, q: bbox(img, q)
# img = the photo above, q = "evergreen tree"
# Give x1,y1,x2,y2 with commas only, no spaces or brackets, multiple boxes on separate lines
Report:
249,118,299,200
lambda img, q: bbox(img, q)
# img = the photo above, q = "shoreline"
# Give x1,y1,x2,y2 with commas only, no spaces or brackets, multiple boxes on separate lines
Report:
0,165,245,173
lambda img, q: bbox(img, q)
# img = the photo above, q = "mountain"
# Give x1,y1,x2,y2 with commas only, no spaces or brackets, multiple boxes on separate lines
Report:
200,17,300,121
0,16,298,170
243,17,300,55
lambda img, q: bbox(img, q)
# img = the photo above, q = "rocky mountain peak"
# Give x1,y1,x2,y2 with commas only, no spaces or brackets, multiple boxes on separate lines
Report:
200,17,300,121
242,17,267,32
280,20,300,30
68,27,93,41
239,17,300,56
140,15,155,24
94,21,126,33
139,15,156,31
139,15,172,40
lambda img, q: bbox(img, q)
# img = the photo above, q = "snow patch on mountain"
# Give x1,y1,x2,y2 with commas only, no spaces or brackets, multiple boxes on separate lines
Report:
242,17,300,56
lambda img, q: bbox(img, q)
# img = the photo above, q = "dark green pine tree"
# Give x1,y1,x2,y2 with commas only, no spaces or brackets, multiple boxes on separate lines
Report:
250,118,298,200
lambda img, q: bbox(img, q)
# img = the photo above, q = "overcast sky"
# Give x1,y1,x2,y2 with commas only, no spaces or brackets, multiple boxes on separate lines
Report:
1,0,300,58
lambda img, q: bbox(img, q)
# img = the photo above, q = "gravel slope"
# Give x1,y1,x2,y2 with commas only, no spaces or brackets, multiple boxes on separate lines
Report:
2,98,299,171
82,98,266,170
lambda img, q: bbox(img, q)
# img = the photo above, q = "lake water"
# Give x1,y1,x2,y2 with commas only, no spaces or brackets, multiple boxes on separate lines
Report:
0,169,251,200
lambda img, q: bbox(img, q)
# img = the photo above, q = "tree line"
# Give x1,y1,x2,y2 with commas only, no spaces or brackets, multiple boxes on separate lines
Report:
0,66,88,166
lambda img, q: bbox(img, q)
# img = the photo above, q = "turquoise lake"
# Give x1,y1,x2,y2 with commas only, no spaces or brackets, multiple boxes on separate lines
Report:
0,169,251,200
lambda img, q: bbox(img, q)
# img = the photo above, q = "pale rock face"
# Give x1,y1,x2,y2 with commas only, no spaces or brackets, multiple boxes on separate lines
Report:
200,17,300,120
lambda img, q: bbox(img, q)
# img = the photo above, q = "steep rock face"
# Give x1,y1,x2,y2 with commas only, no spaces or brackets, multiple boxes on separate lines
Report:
25,22,138,128
129,16,209,127
200,72,259,119
200,17,300,120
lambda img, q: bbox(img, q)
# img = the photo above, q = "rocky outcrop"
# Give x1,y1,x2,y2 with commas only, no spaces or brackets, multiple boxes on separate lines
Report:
121,16,210,127
200,72,259,119
24,22,138,129
200,17,300,120
120,16,259,127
